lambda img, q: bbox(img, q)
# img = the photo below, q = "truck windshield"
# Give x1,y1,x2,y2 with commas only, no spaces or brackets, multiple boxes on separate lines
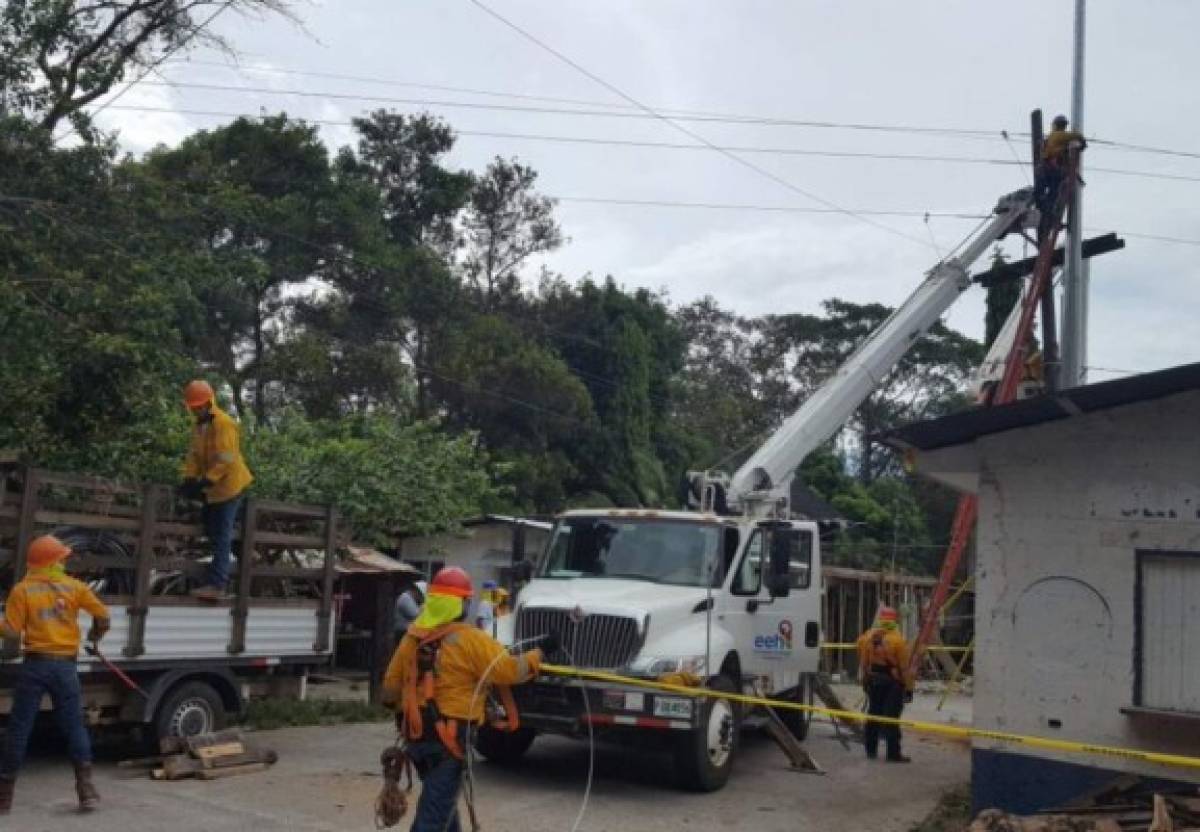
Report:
540,517,722,587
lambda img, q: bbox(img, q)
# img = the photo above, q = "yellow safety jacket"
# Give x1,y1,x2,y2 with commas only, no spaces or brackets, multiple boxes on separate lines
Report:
182,403,253,504
384,623,541,755
1,571,109,657
856,626,914,692
1042,128,1085,164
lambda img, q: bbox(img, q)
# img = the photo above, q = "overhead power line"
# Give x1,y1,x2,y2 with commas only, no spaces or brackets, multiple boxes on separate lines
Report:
167,57,1200,162
102,102,1200,185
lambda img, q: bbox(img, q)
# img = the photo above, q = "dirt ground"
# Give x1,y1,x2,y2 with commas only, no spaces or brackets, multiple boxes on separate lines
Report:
6,690,972,832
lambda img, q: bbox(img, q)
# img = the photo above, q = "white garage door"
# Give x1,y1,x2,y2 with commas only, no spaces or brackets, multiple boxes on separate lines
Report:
1140,553,1200,712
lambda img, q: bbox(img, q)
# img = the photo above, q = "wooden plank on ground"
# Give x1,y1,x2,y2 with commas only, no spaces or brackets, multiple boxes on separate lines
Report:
195,742,247,764
195,762,270,780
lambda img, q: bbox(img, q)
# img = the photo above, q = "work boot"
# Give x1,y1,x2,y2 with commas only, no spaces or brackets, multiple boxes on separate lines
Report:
74,763,99,812
0,776,15,815
189,585,224,601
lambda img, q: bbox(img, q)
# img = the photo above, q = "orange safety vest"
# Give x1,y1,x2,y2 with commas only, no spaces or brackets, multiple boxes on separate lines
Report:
399,623,521,760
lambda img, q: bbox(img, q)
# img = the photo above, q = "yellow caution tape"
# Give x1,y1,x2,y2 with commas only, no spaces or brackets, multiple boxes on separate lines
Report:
541,664,1200,773
821,643,971,653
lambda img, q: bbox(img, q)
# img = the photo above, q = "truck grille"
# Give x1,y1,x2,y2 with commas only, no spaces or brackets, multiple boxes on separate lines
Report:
516,607,643,669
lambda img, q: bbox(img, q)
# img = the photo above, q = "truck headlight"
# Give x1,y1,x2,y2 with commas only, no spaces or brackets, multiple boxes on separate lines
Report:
631,655,707,677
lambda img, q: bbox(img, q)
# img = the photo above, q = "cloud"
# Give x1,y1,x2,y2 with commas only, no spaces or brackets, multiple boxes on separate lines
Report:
92,81,193,154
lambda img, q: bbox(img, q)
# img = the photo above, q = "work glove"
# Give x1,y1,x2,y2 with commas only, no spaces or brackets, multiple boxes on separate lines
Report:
178,478,205,500
903,691,914,704
87,617,110,644
535,631,561,656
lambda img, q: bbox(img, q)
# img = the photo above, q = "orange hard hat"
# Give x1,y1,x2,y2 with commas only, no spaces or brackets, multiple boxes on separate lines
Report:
27,534,72,569
878,606,899,622
429,566,473,598
183,379,215,408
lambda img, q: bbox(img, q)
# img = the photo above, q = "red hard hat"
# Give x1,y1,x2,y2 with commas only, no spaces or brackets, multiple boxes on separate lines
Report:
27,535,72,569
878,606,898,622
183,379,215,408
430,566,473,598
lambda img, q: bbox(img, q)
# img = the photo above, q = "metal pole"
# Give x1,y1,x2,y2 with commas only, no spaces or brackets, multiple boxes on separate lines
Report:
1062,0,1087,386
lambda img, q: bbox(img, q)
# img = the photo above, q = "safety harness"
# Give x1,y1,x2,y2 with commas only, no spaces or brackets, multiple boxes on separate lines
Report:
867,629,902,684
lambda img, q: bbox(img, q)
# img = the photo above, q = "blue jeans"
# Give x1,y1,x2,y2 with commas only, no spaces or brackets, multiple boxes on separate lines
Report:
202,495,243,588
1,658,92,778
406,739,463,832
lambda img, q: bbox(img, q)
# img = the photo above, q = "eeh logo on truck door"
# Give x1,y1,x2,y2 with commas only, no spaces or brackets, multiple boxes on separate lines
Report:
753,620,793,656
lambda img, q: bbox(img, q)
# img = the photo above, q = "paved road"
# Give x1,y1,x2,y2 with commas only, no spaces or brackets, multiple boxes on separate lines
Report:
6,693,970,832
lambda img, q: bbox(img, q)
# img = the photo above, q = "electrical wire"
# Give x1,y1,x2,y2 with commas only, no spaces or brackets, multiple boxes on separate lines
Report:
464,636,595,832
157,58,1200,161
98,103,1200,186
462,0,933,250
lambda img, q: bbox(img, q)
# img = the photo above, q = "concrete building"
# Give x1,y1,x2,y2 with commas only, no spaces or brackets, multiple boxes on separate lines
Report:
886,362,1200,813
397,514,551,586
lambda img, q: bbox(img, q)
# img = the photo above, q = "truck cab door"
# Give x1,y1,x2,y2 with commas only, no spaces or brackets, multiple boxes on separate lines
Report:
721,523,820,695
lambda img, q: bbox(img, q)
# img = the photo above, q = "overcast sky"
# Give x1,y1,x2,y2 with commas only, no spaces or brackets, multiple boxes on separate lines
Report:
96,0,1200,381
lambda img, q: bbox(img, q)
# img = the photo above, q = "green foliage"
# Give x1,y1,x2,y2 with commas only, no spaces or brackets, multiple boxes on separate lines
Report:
239,696,389,731
246,412,502,543
0,9,989,559
0,1,294,135
984,247,1021,349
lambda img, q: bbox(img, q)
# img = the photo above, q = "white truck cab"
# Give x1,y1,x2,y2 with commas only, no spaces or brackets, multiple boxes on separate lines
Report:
491,509,822,791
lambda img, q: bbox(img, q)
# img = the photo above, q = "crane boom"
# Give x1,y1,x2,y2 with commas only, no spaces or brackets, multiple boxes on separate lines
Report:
728,188,1033,510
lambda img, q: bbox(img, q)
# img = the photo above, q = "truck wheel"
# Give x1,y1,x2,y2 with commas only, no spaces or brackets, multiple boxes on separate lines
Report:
474,724,536,764
154,681,227,742
674,674,739,792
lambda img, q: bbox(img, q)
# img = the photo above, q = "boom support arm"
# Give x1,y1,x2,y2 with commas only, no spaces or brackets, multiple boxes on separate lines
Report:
728,188,1033,509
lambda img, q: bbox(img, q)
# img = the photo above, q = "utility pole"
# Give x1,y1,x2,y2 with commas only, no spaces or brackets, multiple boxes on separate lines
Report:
1061,0,1088,387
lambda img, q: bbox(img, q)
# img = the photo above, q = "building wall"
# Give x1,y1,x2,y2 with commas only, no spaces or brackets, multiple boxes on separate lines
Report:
970,389,1200,810
399,523,551,585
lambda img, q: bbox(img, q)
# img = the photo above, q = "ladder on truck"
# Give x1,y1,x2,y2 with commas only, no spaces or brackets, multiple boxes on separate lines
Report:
905,151,1083,678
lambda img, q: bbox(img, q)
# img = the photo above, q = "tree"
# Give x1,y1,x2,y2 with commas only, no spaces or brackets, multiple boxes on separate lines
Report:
140,114,345,421
673,297,768,470
461,157,562,309
0,116,198,480
247,412,502,544
0,0,295,135
751,299,983,483
984,247,1021,349
335,110,474,417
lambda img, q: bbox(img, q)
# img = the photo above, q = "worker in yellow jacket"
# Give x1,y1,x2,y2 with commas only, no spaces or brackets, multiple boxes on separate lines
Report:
180,379,253,600
0,535,110,814
856,606,914,763
383,567,551,832
1034,114,1087,224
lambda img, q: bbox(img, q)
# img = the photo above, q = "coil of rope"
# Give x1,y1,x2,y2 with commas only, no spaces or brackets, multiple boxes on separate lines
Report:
374,742,414,829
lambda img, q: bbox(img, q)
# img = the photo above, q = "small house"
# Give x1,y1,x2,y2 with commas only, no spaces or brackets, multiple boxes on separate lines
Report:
886,362,1200,813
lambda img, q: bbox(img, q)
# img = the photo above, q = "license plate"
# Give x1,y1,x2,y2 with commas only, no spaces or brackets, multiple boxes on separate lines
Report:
653,696,694,719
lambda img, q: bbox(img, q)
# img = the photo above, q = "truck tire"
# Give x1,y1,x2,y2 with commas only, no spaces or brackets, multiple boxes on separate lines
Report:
474,724,536,764
673,674,739,792
154,680,227,742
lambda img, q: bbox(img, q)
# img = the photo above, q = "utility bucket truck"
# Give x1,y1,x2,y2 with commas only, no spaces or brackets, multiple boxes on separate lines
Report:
484,188,1035,791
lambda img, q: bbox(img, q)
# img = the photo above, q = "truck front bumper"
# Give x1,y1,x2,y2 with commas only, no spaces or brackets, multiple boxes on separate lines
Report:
515,676,698,735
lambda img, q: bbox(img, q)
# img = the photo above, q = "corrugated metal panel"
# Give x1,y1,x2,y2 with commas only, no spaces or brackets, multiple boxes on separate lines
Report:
77,605,332,661
1142,555,1200,712
245,608,327,656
